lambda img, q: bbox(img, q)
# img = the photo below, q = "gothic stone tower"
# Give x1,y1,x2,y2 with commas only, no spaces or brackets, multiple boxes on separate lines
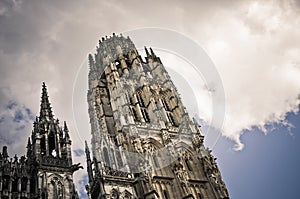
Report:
85,33,229,199
29,83,82,198
0,83,81,199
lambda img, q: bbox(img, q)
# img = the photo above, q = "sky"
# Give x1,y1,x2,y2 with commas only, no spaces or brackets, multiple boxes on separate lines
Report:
0,0,300,198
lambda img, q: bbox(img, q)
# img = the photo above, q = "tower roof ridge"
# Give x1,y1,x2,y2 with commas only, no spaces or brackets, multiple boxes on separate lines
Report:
97,32,134,50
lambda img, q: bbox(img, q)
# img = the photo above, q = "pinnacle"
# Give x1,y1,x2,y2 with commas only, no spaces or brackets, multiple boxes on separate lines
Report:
145,46,150,56
39,82,54,121
85,140,91,160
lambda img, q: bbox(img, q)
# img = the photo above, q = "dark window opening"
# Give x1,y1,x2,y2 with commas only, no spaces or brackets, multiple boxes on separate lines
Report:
116,151,123,168
3,175,10,190
167,113,176,126
141,108,150,123
40,137,46,155
30,178,36,194
185,158,192,171
21,177,27,192
103,147,110,165
48,132,56,156
12,178,18,192
198,192,203,199
131,107,138,121
153,155,159,168
125,93,133,104
163,190,169,199
136,93,145,107
161,99,170,111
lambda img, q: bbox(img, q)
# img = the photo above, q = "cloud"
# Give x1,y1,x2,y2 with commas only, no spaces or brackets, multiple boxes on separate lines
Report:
0,87,34,155
0,0,299,195
73,149,85,157
198,0,300,150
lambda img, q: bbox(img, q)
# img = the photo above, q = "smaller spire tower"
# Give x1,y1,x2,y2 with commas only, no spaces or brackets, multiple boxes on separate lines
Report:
0,82,82,198
28,82,82,199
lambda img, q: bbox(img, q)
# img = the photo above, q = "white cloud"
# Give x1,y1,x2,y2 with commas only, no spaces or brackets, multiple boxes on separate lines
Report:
198,0,300,150
0,0,299,195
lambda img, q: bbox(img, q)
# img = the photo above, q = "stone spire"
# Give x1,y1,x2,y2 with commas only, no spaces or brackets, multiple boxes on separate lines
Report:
85,141,94,184
26,137,32,157
145,46,150,56
64,121,70,140
39,82,54,121
149,47,156,57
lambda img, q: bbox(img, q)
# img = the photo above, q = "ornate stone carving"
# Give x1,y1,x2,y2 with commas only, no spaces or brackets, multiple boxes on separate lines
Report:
161,130,171,144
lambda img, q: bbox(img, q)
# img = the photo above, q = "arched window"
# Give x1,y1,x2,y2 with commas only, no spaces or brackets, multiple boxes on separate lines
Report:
167,112,176,126
125,92,133,105
185,158,192,171
30,178,36,194
141,108,150,122
103,147,110,165
12,178,18,192
130,107,138,121
163,190,169,199
161,98,170,111
198,192,203,199
136,93,145,107
48,132,56,156
40,137,46,155
42,192,46,199
21,177,27,191
116,150,123,168
153,155,159,168
2,175,10,190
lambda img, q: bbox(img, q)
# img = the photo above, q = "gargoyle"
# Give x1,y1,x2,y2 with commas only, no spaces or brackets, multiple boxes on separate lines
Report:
71,163,83,172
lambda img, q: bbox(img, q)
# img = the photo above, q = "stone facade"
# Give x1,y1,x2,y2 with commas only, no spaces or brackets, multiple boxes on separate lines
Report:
85,34,229,199
0,83,81,199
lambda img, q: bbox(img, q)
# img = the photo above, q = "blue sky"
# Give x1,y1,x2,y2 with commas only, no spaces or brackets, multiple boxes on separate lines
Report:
0,0,300,198
214,108,300,199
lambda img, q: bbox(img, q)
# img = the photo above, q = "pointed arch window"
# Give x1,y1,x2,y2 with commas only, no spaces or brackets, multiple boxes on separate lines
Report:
141,108,150,123
40,136,46,155
136,93,145,107
153,155,159,168
130,107,138,121
116,150,123,168
163,190,169,199
167,112,176,126
125,92,133,105
162,97,177,126
12,178,18,192
198,192,203,199
42,192,46,199
21,177,28,192
161,98,170,111
3,175,10,190
30,178,36,194
185,158,193,171
48,131,56,156
136,92,150,123
103,147,110,165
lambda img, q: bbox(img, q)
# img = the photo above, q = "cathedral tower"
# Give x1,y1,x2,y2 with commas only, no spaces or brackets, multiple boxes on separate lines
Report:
28,82,82,199
0,83,82,199
86,34,229,199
